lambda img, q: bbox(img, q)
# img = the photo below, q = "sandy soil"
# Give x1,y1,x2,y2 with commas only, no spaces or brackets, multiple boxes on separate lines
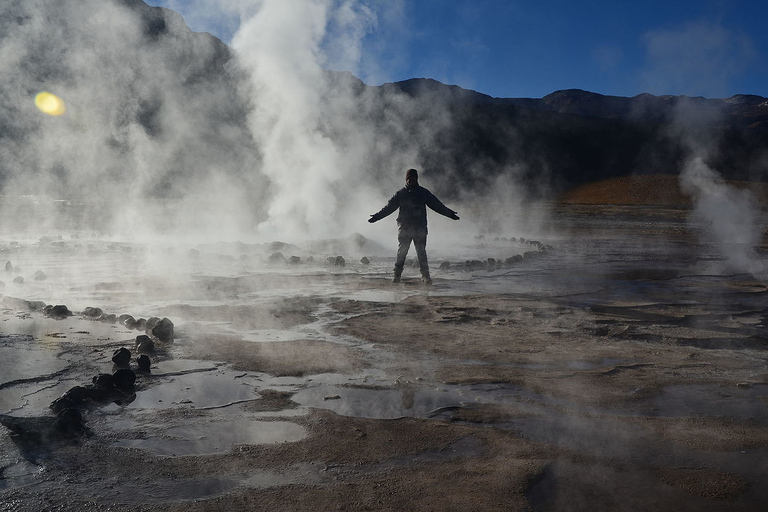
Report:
1,202,768,511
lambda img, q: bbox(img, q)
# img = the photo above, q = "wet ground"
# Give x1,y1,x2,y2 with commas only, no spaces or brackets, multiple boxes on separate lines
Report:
1,204,768,510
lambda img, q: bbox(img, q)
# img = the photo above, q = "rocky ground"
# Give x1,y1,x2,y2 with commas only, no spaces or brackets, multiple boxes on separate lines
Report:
1,202,768,511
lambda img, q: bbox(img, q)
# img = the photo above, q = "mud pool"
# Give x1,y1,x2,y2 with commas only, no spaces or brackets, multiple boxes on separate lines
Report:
2,204,768,510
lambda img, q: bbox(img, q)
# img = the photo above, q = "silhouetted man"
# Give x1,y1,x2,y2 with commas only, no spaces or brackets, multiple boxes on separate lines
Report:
368,168,459,284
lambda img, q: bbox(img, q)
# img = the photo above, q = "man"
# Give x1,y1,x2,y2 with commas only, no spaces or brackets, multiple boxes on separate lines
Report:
368,168,460,284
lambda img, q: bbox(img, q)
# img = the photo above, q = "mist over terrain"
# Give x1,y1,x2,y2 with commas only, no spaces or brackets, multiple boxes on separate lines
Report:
1,0,767,241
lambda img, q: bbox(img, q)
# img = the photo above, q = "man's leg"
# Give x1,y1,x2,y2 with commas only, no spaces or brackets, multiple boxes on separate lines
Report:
414,233,431,283
393,231,412,282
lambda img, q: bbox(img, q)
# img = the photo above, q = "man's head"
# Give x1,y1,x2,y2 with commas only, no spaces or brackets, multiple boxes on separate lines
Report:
405,168,419,188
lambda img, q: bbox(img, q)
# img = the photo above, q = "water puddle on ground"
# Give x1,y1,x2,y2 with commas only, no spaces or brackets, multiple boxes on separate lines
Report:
112,418,306,455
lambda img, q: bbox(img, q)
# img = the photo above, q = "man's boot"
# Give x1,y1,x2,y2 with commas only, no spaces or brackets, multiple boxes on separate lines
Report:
392,270,402,283
421,272,432,285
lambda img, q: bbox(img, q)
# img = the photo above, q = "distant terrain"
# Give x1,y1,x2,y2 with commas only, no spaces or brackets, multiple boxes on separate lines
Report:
1,0,767,206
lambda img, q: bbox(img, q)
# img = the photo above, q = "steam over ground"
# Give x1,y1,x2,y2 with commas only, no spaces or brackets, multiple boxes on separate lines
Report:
0,0,766,272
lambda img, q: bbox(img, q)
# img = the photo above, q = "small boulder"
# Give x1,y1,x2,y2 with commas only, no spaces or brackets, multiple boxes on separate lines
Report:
117,314,134,326
12,276,24,284
136,355,151,372
113,368,136,390
82,307,103,319
92,373,114,388
135,335,155,354
334,256,345,266
360,257,370,265
100,313,118,324
145,317,161,331
111,347,131,367
5,261,13,271
53,408,85,436
135,318,147,331
34,270,46,281
288,255,301,264
268,252,287,264
439,261,451,269
43,304,72,319
151,318,174,343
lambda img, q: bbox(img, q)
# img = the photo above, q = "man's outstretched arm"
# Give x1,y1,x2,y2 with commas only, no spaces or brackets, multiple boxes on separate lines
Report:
425,192,460,220
368,193,400,223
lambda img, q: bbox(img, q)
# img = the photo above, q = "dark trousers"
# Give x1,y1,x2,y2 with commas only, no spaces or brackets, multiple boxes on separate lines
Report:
394,230,429,277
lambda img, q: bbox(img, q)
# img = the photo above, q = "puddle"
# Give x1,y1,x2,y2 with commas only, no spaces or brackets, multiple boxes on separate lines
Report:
0,380,77,416
120,370,265,410
0,346,71,386
113,418,305,455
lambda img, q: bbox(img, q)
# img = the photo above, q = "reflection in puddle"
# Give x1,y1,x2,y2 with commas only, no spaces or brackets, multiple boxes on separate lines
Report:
113,419,305,455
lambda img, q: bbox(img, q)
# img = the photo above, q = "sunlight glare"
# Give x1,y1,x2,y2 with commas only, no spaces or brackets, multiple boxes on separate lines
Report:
34,91,66,116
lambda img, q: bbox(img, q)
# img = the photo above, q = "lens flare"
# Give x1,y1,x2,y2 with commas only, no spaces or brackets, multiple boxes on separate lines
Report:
34,91,66,116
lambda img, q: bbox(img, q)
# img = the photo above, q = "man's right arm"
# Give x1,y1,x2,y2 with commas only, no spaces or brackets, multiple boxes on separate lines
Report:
369,192,400,223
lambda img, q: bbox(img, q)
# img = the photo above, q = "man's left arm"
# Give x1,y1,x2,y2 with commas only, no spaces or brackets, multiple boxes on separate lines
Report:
425,191,460,220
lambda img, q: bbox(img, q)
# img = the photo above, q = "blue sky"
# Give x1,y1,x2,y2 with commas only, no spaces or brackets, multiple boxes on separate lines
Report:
146,0,767,99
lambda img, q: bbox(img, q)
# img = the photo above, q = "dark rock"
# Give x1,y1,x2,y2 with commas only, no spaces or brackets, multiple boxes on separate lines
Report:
13,276,24,284
112,347,131,367
487,258,496,270
82,307,103,319
439,261,450,269
113,368,136,390
43,304,73,319
34,270,46,281
360,257,370,265
326,256,336,264
5,261,13,271
145,317,161,331
117,314,134,326
92,373,114,388
151,317,174,343
306,256,314,263
504,255,523,267
135,335,155,354
523,251,538,260
405,258,416,267
124,316,138,329
334,255,346,266
100,313,117,324
50,396,78,414
268,252,286,264
135,318,147,331
288,255,301,264
137,354,151,372
53,408,85,436
2,296,31,310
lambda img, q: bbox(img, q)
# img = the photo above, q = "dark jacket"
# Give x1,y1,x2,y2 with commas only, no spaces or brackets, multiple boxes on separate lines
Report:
370,185,457,233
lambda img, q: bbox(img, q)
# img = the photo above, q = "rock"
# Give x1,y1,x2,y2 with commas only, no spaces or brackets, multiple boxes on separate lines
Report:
81,307,103,319
135,335,155,354
113,368,136,390
13,276,24,284
334,255,346,266
306,256,314,263
146,317,161,331
92,373,114,388
100,314,117,324
34,270,47,281
523,251,538,260
124,316,138,329
487,258,496,270
288,255,301,264
326,256,336,264
117,314,134,326
268,252,286,264
187,248,200,259
405,258,416,267
152,318,174,343
439,261,450,269
136,354,151,372
5,261,13,271
504,255,523,267
53,408,85,436
43,304,73,319
360,257,370,265
135,318,147,331
111,347,131,367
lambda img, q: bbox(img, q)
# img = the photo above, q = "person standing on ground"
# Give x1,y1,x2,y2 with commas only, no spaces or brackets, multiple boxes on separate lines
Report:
368,168,460,284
